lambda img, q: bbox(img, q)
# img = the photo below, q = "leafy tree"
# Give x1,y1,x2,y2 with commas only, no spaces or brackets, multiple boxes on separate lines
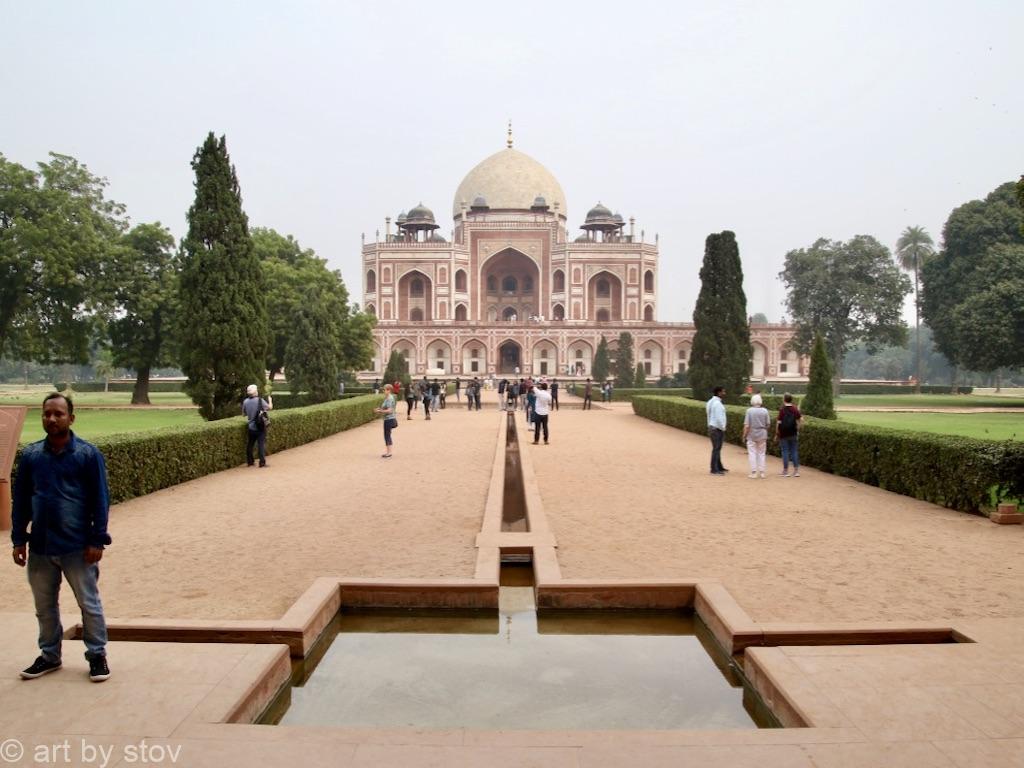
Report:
750,312,768,324
178,133,267,420
780,235,910,394
108,223,179,403
895,226,935,393
284,285,341,403
383,349,410,386
921,182,1024,383
592,335,610,383
614,331,635,388
633,363,646,388
947,243,1024,372
689,231,751,402
0,153,126,364
253,228,374,381
339,307,376,374
801,334,835,419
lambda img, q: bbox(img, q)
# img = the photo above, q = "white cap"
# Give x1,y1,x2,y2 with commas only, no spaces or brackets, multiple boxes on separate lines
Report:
246,384,258,396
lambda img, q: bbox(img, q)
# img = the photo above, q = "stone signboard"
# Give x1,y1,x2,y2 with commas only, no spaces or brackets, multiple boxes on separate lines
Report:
0,406,27,531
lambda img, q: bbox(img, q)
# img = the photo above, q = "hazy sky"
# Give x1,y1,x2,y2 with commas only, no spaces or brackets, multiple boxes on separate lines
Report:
5,1,1022,324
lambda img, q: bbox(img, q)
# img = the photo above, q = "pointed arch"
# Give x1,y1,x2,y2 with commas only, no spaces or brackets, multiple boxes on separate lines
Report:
552,269,565,292
461,337,488,375
587,270,623,321
397,269,432,322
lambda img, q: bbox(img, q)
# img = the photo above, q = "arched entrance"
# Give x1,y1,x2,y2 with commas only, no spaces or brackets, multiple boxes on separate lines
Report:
498,341,522,374
482,248,539,323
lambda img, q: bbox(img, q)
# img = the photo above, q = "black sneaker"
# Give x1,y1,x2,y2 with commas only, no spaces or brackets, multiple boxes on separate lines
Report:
88,656,110,682
20,656,62,679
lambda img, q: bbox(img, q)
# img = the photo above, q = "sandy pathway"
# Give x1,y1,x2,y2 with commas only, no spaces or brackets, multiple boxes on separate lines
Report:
3,392,1022,627
1,397,499,620
532,402,1024,623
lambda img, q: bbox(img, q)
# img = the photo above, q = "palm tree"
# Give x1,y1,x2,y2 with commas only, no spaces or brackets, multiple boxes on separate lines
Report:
895,226,935,393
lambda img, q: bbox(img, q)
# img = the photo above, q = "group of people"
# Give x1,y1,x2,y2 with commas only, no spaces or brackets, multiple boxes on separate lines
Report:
706,387,802,477
376,375,561,454
496,377,559,414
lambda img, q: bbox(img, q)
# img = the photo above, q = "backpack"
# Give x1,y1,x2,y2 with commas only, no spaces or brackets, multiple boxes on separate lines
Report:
779,407,797,437
257,407,270,431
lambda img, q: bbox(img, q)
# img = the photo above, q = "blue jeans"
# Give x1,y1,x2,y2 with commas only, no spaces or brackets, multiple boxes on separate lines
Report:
780,436,800,471
28,551,107,662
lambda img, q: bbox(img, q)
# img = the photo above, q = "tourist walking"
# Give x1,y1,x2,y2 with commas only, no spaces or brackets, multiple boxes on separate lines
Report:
430,379,441,412
583,378,593,410
454,377,461,402
532,381,552,444
404,380,416,419
420,379,432,420
12,393,112,682
706,386,728,475
525,380,536,425
498,378,507,410
472,377,483,410
742,394,771,478
776,393,802,477
374,384,398,458
243,384,274,468
550,378,559,410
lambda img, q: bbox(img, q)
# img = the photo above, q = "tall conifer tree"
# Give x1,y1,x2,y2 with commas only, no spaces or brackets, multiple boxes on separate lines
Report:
614,331,636,388
801,333,836,419
178,133,267,419
592,335,610,383
688,231,751,402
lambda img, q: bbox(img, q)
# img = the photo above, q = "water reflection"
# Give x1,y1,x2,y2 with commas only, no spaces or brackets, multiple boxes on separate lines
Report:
274,587,768,730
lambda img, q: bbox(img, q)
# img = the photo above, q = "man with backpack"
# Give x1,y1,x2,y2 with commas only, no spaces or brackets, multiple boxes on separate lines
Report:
242,384,273,467
775,393,802,477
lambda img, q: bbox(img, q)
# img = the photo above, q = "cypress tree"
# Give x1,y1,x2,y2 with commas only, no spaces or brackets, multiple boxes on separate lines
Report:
802,333,836,419
383,350,410,386
614,331,635,388
688,231,751,402
178,133,267,419
634,362,646,388
284,286,341,404
592,335,610,383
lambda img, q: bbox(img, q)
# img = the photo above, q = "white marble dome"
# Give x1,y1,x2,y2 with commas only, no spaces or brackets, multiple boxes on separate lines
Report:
453,148,566,219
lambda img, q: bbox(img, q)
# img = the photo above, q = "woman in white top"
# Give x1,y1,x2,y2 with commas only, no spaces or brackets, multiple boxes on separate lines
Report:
742,394,772,479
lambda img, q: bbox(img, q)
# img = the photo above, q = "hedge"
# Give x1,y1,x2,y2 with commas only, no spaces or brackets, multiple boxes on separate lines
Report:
55,380,187,393
12,395,378,504
632,395,1024,515
758,383,974,396
606,387,692,402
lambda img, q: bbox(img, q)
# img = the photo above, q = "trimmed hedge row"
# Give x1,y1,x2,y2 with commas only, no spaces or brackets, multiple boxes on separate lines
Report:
13,395,378,504
598,387,693,402
55,380,187,393
632,395,1024,514
759,382,974,396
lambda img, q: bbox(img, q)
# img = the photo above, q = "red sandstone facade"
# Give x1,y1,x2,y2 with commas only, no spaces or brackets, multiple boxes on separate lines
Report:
361,137,802,381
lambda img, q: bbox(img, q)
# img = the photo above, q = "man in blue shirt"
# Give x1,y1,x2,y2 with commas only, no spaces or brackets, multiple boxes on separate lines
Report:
706,386,729,475
12,393,112,682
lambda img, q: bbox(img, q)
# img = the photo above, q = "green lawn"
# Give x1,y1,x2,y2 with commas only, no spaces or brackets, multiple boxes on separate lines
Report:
0,387,195,407
18,408,204,444
839,411,1024,441
836,394,1024,408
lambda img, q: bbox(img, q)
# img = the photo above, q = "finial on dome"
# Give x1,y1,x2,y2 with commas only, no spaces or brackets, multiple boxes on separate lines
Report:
506,120,513,149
